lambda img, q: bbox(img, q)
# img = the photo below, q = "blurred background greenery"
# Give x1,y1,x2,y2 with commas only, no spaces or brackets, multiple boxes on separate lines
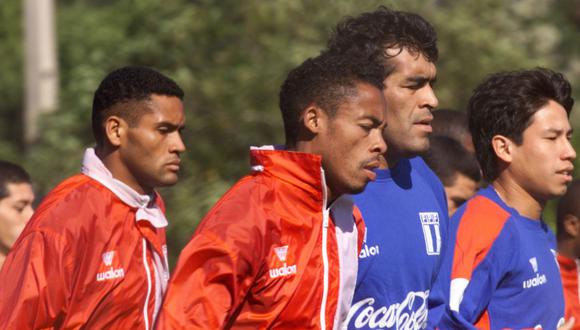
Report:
1,0,580,266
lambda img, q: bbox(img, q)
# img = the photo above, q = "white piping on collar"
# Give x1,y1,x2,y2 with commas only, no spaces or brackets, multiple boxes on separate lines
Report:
81,148,168,228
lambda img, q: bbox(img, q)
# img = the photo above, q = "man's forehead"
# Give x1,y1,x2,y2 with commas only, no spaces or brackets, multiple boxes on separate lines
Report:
337,84,385,120
5,182,34,200
527,101,572,132
139,95,185,122
386,48,437,77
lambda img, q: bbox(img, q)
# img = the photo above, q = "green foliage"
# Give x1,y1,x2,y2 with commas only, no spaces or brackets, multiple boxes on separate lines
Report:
1,0,580,263
0,1,24,159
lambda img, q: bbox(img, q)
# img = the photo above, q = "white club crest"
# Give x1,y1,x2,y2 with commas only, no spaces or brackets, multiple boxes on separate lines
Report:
102,251,115,266
274,245,289,262
529,257,538,273
419,212,441,256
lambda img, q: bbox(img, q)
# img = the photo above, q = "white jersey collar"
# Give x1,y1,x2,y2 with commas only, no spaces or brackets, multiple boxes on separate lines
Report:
81,148,168,228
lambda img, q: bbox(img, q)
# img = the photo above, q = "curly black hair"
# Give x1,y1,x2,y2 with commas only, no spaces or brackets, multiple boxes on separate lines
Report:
468,68,574,182
92,66,184,146
0,160,31,200
326,6,438,75
279,53,386,147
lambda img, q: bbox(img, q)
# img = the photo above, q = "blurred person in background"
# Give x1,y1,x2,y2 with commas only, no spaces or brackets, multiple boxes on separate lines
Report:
0,160,34,269
557,179,580,330
157,52,387,329
325,7,448,329
431,108,475,153
438,68,575,329
423,136,481,216
0,66,186,329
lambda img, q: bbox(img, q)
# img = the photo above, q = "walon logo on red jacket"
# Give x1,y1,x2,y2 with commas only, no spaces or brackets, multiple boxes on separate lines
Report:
96,250,125,282
269,245,297,279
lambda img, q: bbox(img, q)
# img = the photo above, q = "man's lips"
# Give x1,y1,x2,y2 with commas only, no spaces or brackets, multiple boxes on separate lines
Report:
413,116,434,132
363,160,381,180
556,166,574,181
166,160,181,171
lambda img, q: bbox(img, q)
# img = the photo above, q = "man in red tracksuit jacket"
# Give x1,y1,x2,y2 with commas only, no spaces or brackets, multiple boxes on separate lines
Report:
0,66,186,329
557,179,580,330
157,53,388,329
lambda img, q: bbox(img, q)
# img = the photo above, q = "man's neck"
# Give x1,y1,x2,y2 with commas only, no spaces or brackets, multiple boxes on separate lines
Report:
94,147,151,195
492,177,544,220
290,142,338,207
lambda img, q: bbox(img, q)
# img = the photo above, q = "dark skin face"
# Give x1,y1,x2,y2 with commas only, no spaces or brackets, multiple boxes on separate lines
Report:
100,94,186,194
296,82,387,203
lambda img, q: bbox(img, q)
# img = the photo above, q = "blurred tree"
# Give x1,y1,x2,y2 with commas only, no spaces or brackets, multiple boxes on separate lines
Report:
0,1,24,160
1,0,579,265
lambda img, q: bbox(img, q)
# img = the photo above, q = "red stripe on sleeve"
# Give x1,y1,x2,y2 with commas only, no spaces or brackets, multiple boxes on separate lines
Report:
451,195,511,281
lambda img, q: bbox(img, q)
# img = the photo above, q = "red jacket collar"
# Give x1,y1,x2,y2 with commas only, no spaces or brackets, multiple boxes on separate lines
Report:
250,147,324,203
558,253,578,271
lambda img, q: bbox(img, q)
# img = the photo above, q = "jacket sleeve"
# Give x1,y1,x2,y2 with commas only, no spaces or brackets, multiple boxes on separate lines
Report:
157,206,263,329
436,210,516,329
0,231,68,329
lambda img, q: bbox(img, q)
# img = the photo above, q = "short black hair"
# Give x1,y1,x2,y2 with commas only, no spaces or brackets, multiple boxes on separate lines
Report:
557,179,580,239
423,136,481,186
468,68,573,182
279,53,386,147
326,6,438,76
432,109,470,146
0,160,31,200
92,66,184,146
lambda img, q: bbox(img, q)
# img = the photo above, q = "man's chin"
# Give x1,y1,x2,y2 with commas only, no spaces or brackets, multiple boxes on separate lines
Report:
346,181,369,196
155,175,180,188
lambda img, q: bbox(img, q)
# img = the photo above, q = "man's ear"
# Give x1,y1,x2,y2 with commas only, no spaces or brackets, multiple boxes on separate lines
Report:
563,215,580,238
103,116,126,147
491,135,513,164
302,104,327,135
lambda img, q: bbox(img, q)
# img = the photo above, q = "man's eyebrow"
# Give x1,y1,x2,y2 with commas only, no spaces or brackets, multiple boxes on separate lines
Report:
406,75,437,84
545,127,573,135
157,121,186,130
360,115,383,126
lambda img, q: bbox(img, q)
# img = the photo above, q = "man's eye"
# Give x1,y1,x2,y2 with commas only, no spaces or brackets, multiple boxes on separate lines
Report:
406,84,423,91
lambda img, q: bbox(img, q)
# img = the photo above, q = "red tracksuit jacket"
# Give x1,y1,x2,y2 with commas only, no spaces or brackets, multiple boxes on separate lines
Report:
157,147,365,329
0,174,168,329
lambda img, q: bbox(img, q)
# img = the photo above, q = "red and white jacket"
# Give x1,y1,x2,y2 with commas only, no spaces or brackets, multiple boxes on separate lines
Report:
558,254,580,330
0,148,169,329
157,147,365,329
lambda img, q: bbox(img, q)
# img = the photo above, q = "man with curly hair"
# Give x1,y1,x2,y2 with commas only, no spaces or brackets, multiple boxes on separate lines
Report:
157,53,387,329
325,7,447,329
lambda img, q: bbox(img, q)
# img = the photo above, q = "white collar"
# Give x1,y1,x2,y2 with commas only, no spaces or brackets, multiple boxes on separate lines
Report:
81,148,168,228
